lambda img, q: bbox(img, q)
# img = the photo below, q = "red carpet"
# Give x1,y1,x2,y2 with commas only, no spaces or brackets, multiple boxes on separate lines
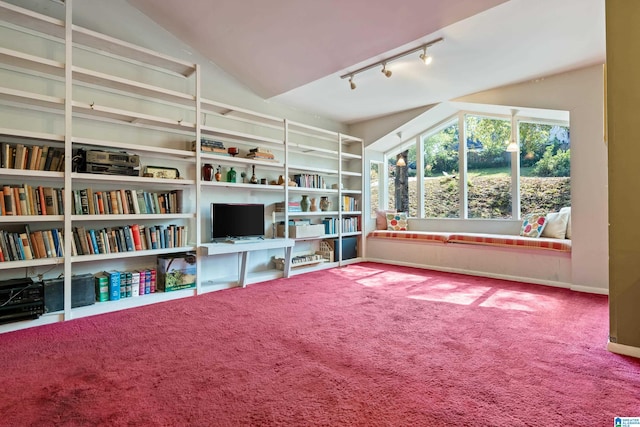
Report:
0,262,638,426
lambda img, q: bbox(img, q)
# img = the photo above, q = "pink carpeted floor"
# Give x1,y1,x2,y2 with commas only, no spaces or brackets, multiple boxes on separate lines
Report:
0,262,638,426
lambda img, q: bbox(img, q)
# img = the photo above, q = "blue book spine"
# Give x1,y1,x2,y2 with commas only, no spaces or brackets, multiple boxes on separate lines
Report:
51,228,62,257
145,269,151,294
88,229,99,254
107,271,120,301
157,225,165,249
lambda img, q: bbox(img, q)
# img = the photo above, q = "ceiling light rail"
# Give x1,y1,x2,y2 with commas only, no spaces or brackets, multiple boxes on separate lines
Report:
340,37,443,90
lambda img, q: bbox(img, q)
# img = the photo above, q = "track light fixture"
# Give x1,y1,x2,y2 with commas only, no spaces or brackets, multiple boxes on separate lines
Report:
506,109,519,153
381,63,392,78
349,75,356,90
419,47,433,65
340,37,443,90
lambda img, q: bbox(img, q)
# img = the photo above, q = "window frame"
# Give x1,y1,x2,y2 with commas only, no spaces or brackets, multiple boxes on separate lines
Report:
383,111,570,220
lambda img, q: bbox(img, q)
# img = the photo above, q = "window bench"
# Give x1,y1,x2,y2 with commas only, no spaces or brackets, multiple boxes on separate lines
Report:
366,230,572,287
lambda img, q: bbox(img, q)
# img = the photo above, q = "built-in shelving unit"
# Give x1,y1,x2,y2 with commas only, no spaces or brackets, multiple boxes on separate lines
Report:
0,0,363,334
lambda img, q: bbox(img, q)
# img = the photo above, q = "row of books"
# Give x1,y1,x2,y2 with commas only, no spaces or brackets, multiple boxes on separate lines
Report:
95,269,157,302
71,188,182,216
292,174,326,189
1,185,62,216
341,195,359,212
0,226,64,262
321,217,359,234
72,223,188,256
1,143,64,171
275,201,301,212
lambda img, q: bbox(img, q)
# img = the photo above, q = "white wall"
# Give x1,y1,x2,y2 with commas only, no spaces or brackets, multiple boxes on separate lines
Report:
355,64,608,292
456,64,607,292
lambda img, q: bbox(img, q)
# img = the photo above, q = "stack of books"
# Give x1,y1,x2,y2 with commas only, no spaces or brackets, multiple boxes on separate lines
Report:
274,201,301,212
194,138,228,154
246,147,276,161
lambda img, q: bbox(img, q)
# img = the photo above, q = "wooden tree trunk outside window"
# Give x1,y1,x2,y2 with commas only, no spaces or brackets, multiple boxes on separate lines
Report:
395,150,409,212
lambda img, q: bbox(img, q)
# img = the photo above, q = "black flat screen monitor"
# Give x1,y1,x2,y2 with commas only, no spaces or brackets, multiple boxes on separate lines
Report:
210,203,264,240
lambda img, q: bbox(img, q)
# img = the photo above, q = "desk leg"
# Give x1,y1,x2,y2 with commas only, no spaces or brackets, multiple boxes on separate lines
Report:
283,246,293,278
240,251,249,288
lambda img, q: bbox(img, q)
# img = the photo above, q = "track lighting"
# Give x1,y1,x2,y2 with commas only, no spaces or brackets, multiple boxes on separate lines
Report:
419,47,433,65
506,109,519,152
340,36,443,90
349,75,356,90
381,63,392,78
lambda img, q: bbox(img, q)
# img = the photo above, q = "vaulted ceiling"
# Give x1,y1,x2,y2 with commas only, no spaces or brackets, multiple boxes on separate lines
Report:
127,0,605,124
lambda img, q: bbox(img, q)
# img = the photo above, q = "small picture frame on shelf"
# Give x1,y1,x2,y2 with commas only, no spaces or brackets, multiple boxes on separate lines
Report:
144,166,180,179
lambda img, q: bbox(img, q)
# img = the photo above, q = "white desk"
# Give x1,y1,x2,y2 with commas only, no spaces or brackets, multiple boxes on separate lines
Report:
200,238,295,287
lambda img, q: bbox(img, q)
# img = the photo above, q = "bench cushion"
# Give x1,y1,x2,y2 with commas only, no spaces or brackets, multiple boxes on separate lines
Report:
368,230,571,253
368,230,449,243
447,233,572,252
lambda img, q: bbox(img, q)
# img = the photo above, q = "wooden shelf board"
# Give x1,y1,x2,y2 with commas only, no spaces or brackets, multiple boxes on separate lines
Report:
201,181,284,191
0,86,64,110
72,136,195,160
0,2,65,39
0,47,64,77
72,25,196,77
0,127,64,143
0,257,63,270
73,66,195,106
201,125,283,146
70,172,195,186
0,214,64,223
71,245,197,263
71,213,194,221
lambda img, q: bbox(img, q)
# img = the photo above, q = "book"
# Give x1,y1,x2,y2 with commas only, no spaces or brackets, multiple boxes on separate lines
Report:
131,271,140,297
123,225,133,251
94,273,109,302
2,186,12,215
104,270,121,301
43,187,56,215
88,229,99,254
149,268,156,293
131,224,142,251
19,233,33,260
124,271,132,298
38,146,49,171
136,191,148,214
138,269,146,295
17,187,28,216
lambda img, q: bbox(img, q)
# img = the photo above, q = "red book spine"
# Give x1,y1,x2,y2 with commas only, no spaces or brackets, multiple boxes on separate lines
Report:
131,224,142,251
150,269,156,293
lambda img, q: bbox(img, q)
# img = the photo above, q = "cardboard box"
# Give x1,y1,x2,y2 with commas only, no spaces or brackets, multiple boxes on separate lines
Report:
157,252,197,292
43,273,95,312
276,223,325,238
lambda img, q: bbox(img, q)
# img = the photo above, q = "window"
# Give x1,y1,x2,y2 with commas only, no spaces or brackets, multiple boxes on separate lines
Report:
383,110,570,220
369,161,382,217
519,122,571,216
422,120,460,218
465,115,512,219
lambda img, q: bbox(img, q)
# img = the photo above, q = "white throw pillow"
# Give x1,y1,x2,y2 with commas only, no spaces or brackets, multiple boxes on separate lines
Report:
559,206,571,239
541,211,570,239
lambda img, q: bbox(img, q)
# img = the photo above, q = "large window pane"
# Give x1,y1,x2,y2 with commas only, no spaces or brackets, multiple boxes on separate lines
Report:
423,121,460,218
520,122,571,215
466,115,512,219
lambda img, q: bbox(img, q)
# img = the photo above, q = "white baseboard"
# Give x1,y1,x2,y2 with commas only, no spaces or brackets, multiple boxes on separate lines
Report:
607,341,640,359
363,257,607,293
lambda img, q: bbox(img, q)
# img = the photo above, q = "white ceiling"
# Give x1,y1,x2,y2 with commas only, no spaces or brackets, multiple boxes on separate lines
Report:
127,0,605,125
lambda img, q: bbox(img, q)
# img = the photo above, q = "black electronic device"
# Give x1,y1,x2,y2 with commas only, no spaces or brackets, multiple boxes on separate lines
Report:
210,203,265,241
73,148,140,176
0,278,44,324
